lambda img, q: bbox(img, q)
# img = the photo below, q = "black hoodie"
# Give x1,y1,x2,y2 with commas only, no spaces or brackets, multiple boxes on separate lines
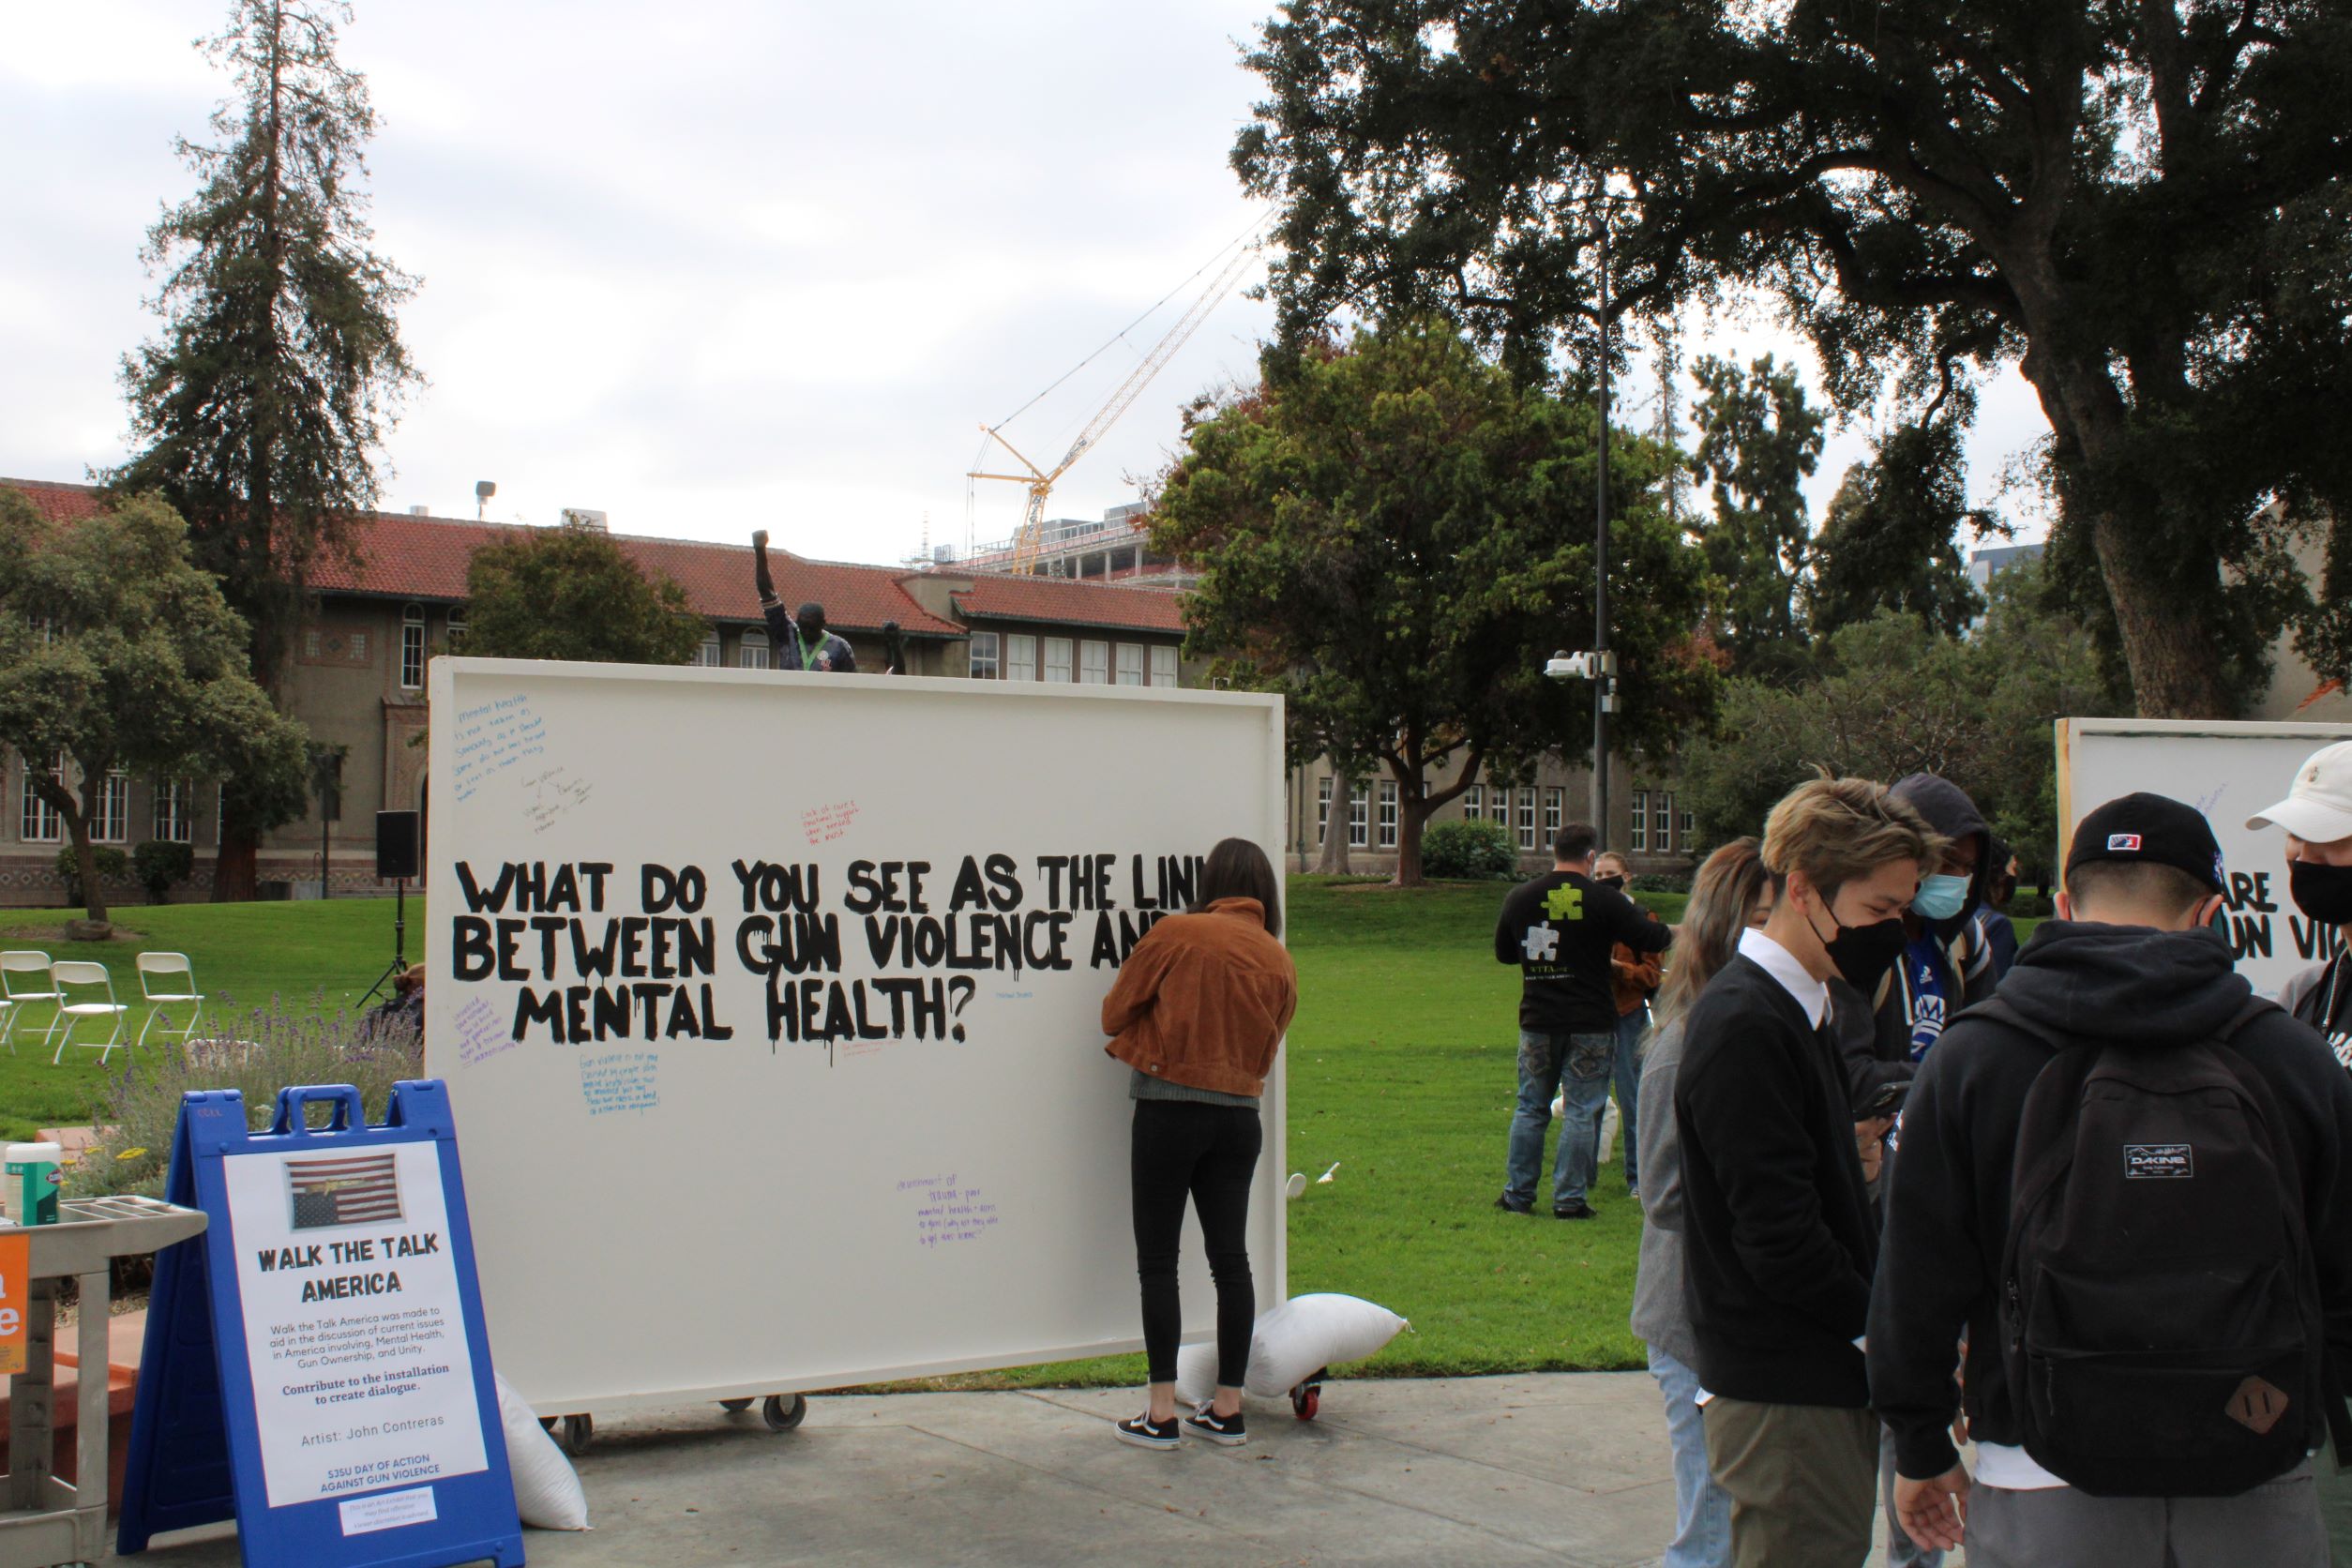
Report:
1867,920,2352,1483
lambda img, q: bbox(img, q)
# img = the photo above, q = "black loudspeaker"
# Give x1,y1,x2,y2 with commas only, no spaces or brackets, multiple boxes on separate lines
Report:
376,810,420,882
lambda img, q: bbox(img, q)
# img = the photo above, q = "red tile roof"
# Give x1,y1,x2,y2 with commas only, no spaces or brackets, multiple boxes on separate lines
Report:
949,574,1188,635
1,478,964,638
3,477,106,524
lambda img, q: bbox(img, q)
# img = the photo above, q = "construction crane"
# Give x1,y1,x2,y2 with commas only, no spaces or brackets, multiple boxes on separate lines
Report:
969,234,1262,574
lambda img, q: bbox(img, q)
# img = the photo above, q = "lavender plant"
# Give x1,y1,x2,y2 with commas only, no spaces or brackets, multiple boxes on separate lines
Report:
73,989,423,1197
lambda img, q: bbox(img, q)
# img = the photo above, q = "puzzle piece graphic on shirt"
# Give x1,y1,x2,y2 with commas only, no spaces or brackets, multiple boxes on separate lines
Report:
1544,884,1583,921
1521,925,1559,961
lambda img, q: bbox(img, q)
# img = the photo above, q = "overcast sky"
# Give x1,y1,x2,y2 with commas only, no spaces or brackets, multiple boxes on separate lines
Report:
1,0,2051,567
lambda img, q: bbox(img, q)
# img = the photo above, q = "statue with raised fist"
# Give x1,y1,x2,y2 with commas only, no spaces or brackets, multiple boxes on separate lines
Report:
752,529,856,673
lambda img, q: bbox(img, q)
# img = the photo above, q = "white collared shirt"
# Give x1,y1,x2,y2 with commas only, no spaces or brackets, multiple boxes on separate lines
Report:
1737,927,1829,1029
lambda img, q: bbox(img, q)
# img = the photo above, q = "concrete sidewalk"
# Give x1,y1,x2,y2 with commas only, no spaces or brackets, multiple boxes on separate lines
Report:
116,1373,1943,1566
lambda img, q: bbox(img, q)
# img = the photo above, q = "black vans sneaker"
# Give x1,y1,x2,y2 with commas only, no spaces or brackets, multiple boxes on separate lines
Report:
1115,1412,1180,1451
1182,1404,1247,1447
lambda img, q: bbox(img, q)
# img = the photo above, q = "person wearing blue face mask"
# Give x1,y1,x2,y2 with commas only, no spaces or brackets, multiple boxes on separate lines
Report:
1853,776,2008,1069
1827,772,2012,1568
1831,776,2008,1132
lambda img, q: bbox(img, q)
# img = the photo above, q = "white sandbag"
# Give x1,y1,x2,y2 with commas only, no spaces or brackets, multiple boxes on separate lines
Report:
1173,1339,1219,1408
497,1372,590,1530
1171,1292,1411,1405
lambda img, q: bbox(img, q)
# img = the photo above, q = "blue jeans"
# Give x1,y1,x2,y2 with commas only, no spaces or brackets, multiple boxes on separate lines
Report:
1648,1343,1732,1568
1504,1028,1614,1208
1607,1007,1648,1189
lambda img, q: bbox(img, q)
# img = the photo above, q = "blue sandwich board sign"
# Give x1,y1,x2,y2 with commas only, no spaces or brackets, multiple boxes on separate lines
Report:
118,1080,523,1567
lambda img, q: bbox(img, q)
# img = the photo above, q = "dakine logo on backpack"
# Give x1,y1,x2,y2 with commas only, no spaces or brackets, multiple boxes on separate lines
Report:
2123,1143,2194,1180
1967,993,2329,1498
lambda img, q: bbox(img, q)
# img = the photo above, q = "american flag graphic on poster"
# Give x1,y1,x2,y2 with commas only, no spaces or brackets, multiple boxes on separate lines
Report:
284,1152,403,1230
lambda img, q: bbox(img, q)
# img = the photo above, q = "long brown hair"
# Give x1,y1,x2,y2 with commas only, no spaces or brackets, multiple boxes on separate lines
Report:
1654,837,1771,1030
1196,837,1281,936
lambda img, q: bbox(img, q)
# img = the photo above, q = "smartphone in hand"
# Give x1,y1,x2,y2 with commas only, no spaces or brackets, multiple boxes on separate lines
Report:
1855,1080,1909,1120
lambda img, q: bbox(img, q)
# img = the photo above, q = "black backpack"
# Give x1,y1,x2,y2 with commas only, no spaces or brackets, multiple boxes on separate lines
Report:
1974,994,2340,1497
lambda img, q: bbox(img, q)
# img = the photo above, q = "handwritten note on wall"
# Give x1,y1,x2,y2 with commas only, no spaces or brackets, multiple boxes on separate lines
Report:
451,695,549,804
801,801,860,846
900,1172,1000,1250
523,768,594,836
580,1050,659,1117
453,997,515,1067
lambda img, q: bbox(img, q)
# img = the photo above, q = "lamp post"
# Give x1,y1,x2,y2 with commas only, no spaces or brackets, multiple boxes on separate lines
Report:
1546,180,1636,845
1592,204,1614,852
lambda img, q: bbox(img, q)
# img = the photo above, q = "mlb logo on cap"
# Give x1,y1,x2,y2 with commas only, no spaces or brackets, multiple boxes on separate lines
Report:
2069,792,2228,896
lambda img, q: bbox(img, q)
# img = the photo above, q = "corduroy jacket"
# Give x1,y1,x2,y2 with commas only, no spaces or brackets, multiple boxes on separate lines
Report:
1102,897,1297,1097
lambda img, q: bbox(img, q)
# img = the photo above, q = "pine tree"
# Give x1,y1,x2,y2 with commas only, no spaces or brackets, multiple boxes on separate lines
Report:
110,0,421,899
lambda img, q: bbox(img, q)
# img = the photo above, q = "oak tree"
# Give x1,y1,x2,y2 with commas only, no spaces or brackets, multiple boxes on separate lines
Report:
1234,0,2352,716
1153,320,1716,884
461,520,707,666
0,492,309,928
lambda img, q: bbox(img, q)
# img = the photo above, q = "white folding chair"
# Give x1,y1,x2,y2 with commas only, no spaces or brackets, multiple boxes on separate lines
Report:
0,950,63,1053
134,951,205,1051
48,960,128,1066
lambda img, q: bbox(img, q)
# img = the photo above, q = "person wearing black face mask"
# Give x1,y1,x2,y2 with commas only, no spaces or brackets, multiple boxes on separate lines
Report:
1673,776,1940,1567
1846,776,2002,1568
2251,741,2352,1064
2249,741,2352,1566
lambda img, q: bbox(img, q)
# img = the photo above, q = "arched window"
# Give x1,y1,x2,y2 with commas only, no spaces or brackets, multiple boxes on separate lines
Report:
738,627,770,669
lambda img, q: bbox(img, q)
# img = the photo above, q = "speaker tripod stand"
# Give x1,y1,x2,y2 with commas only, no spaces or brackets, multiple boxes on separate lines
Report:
360,878,411,1005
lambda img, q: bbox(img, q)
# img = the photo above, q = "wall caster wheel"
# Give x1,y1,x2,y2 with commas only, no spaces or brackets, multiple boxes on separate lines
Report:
557,1413,594,1455
719,1397,754,1413
762,1394,807,1431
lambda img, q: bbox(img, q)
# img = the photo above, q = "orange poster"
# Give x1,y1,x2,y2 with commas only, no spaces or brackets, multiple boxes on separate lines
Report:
0,1230,26,1377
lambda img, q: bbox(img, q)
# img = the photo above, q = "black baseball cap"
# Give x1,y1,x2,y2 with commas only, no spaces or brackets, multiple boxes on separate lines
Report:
2065,792,2226,895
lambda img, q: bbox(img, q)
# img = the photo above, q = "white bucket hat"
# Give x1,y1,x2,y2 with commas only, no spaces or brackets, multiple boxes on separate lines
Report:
2246,740,2352,844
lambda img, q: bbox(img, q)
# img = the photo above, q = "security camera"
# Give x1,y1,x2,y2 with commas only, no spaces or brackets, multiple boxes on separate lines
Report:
1545,651,1595,680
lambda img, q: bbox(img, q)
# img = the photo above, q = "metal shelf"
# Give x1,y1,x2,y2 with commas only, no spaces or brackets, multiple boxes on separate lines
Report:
3,1195,207,1568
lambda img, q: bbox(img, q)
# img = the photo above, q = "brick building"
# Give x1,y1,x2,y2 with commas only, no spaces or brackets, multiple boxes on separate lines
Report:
1,477,1688,904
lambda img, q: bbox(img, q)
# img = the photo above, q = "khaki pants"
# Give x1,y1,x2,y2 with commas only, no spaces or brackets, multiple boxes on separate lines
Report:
1701,1396,1877,1568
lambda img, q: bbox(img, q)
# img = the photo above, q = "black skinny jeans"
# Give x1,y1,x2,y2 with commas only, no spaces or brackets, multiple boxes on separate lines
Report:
1130,1099,1261,1387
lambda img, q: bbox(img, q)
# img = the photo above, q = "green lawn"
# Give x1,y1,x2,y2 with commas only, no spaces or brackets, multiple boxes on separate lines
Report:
0,897,417,1142
970,874,1670,1391
2,877,1928,1391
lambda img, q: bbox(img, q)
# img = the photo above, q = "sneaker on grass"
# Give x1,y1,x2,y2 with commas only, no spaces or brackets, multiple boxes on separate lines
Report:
1115,1412,1180,1451
1182,1405,1247,1447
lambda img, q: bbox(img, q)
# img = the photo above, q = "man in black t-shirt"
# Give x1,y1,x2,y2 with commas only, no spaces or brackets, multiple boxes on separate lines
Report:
1493,822,1672,1218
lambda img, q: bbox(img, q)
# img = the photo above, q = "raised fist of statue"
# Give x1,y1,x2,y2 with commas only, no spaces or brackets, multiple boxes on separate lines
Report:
751,529,770,548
